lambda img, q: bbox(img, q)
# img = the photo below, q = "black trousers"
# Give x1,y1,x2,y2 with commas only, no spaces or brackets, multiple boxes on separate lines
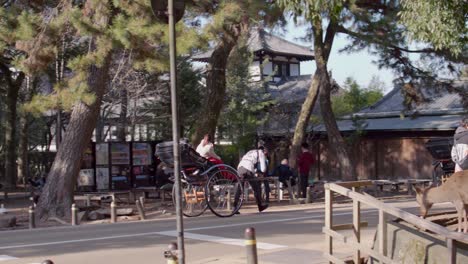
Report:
235,167,265,210
299,172,309,198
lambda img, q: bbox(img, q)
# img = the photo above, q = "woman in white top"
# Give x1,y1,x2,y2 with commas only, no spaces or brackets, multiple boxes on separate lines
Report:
452,117,468,172
196,134,221,160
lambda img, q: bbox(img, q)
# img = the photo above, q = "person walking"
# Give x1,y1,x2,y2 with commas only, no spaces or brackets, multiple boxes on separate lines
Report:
452,117,468,172
297,142,315,198
235,146,269,213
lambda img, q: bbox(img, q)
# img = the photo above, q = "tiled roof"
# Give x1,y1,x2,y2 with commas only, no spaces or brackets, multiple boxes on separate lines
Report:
314,81,467,133
258,75,342,136
258,76,314,136
192,27,314,62
358,81,465,116
313,114,462,133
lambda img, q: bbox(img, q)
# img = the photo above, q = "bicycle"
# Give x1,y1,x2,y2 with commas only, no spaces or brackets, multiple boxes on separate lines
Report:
156,141,244,218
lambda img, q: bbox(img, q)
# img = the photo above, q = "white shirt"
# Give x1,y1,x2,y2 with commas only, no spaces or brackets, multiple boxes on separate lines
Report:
238,149,267,173
196,142,220,160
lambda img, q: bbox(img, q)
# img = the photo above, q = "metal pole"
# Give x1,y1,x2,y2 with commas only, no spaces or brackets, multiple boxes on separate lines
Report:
71,203,78,226
306,186,312,203
111,201,117,223
168,0,185,262
30,196,36,208
245,227,258,264
29,206,35,229
136,199,146,220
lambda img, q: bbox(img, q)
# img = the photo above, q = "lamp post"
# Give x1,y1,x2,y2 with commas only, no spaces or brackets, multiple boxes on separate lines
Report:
150,0,186,263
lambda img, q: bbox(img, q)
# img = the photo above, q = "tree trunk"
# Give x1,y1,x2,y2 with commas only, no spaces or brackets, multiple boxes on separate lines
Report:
36,52,112,220
95,114,104,143
37,1,113,219
318,70,355,180
17,111,29,185
313,17,356,181
191,38,238,145
288,17,336,170
3,71,24,188
288,73,320,169
289,16,355,180
18,76,36,185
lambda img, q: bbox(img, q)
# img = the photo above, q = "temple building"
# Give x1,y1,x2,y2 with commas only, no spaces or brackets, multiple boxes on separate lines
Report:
192,27,315,83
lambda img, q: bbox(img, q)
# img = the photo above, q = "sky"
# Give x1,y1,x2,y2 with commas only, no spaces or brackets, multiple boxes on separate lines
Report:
279,22,396,93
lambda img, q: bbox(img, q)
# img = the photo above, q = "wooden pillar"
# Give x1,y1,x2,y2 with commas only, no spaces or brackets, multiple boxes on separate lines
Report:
378,209,387,263
447,239,457,264
325,185,333,264
352,187,361,264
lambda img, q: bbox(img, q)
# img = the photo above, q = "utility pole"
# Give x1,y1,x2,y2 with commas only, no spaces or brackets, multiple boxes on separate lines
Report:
150,1,186,263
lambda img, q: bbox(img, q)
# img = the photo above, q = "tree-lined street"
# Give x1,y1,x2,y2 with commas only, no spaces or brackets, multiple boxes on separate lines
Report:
1,0,466,263
0,200,453,264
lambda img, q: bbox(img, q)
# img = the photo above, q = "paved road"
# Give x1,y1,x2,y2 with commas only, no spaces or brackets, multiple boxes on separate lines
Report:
0,200,449,264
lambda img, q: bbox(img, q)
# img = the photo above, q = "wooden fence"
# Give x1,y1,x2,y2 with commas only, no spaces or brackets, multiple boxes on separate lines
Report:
323,181,468,264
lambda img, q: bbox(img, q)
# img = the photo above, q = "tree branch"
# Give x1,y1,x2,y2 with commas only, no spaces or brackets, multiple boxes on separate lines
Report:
336,25,434,53
336,25,467,63
323,17,338,61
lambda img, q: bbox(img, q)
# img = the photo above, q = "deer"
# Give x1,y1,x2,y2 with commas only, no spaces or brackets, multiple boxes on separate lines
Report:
414,170,468,233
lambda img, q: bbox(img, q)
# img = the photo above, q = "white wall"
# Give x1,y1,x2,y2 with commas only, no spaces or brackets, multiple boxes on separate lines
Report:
263,61,273,75
249,61,261,81
290,64,299,76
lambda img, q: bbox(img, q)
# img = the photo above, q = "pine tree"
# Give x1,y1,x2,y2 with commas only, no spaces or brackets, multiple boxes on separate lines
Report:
219,43,273,155
2,0,198,220
190,0,285,145
277,0,465,180
0,4,28,187
399,0,467,57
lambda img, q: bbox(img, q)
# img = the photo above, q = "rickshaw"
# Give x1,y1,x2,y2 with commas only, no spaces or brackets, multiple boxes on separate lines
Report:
155,141,244,217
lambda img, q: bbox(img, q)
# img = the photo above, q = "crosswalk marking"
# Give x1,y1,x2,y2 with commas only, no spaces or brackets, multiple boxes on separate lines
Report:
0,255,18,261
157,231,287,250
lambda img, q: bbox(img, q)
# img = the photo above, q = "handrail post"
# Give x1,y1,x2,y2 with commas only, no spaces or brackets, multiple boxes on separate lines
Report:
352,187,361,264
325,184,333,264
378,209,387,264
447,238,456,264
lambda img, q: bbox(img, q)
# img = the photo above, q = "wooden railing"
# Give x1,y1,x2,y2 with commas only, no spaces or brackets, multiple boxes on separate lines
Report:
323,181,468,264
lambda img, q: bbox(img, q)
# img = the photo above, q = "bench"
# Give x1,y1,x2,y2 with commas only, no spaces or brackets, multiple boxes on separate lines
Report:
374,179,432,195
0,186,17,201
374,180,407,192
242,176,286,203
406,179,432,195
74,191,131,206
132,185,173,202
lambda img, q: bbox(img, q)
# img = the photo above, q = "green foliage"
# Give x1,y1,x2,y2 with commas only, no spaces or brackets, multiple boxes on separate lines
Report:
178,58,204,136
199,0,286,45
139,57,204,139
331,77,384,118
276,0,346,20
399,0,467,56
10,0,200,115
218,43,273,151
215,144,240,168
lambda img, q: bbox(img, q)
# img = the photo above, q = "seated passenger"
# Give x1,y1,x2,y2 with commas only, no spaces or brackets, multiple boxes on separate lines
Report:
273,159,296,188
196,134,222,164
